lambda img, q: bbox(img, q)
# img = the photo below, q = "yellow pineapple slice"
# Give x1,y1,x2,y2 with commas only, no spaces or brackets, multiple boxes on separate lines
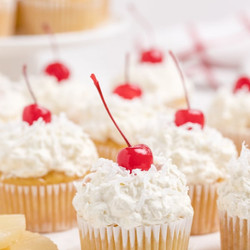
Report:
7,231,58,250
0,215,26,249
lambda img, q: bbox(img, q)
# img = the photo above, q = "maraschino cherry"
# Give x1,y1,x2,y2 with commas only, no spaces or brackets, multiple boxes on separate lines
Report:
233,76,250,93
113,54,143,99
140,48,164,63
22,65,51,125
90,73,153,172
169,51,205,129
127,4,164,64
43,24,70,82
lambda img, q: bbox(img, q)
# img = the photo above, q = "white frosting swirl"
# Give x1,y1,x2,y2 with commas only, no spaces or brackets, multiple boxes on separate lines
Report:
0,75,27,123
80,93,174,144
112,55,192,104
218,144,250,219
73,156,193,229
207,88,250,131
22,75,97,125
137,117,237,184
0,114,98,178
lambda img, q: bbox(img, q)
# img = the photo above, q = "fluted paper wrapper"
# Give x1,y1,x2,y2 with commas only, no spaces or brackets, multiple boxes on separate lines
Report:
17,0,108,35
0,182,77,233
219,128,250,155
77,216,193,250
219,210,250,250
94,140,125,161
188,183,219,235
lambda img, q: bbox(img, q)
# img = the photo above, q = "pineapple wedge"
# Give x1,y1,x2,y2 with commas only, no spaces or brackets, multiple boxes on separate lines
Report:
6,231,58,250
0,215,26,249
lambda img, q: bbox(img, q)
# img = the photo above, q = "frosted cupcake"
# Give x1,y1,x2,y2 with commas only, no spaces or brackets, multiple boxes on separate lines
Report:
0,0,16,36
17,0,109,35
218,144,250,250
0,114,98,232
207,78,250,153
73,74,193,249
73,156,193,250
112,49,192,109
137,115,237,235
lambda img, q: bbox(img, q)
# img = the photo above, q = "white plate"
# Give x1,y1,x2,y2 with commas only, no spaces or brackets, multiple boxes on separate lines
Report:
0,17,129,55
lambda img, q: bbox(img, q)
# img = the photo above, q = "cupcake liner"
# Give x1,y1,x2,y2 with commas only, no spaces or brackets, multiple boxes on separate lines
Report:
219,210,250,250
0,0,16,36
77,216,193,250
219,128,250,155
0,181,77,233
17,0,109,34
94,140,125,161
188,183,219,235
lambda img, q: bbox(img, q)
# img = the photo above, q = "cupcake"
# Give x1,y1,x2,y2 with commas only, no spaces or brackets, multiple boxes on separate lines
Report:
0,114,98,232
17,0,109,35
207,84,250,154
137,116,237,235
217,144,250,250
0,0,16,36
73,156,193,250
112,50,193,109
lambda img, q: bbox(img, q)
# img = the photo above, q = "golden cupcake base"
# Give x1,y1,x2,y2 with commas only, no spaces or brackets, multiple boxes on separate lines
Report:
188,183,219,235
93,139,126,161
0,172,83,233
77,216,193,250
219,210,250,250
0,182,77,233
17,0,109,35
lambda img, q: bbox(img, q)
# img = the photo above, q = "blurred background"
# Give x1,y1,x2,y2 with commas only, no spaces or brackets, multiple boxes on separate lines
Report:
1,0,250,89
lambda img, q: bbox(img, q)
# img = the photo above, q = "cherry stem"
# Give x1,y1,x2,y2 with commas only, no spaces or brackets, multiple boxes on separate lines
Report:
127,3,155,45
169,50,190,109
90,74,132,147
125,53,130,83
42,23,59,59
23,65,37,104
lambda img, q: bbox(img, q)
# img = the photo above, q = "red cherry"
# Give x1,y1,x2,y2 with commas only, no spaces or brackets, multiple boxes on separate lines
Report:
140,48,164,63
175,109,205,128
22,65,52,125
113,83,142,100
169,51,205,129
117,144,153,172
90,73,153,172
22,104,51,125
233,76,250,93
44,62,70,82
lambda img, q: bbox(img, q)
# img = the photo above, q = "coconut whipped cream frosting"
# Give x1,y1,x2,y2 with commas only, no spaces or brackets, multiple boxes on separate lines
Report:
73,156,193,229
0,75,27,123
112,54,192,104
207,88,250,131
81,93,174,145
0,114,98,179
22,75,97,124
137,117,237,184
218,145,250,219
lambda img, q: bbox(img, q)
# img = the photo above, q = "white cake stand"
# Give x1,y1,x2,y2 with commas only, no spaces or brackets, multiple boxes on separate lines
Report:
0,17,129,80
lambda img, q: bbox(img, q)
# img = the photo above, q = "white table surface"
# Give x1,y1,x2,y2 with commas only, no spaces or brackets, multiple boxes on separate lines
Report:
45,227,221,250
